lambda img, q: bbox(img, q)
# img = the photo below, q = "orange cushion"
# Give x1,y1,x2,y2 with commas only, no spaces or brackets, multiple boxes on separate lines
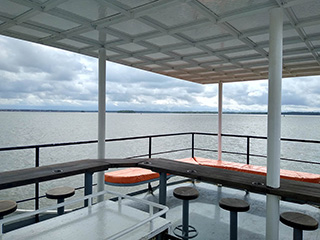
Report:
195,157,320,184
105,168,159,184
104,158,198,184
105,157,320,184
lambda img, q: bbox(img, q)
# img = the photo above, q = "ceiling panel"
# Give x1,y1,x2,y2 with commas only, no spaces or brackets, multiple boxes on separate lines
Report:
0,0,319,84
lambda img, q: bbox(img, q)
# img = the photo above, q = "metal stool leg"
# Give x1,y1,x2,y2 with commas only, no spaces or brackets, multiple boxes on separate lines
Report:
173,186,199,239
230,211,238,240
293,228,302,240
57,198,64,215
182,199,189,239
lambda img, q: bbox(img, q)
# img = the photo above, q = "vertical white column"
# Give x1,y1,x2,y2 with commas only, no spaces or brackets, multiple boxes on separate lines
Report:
97,47,106,202
266,7,283,240
218,81,223,161
97,6,107,203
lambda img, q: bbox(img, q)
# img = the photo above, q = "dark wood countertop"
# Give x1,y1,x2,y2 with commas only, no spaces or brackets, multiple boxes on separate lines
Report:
1,158,319,205
138,158,320,205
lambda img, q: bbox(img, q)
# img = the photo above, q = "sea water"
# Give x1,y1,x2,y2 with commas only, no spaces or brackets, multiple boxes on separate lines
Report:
0,112,319,208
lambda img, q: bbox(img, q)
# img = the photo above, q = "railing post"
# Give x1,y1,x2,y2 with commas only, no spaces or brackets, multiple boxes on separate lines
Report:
159,172,167,218
191,133,195,158
247,137,250,165
84,172,93,207
149,137,152,158
35,147,40,222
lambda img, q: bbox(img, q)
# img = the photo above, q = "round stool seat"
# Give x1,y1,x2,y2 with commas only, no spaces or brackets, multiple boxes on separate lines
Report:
173,187,199,201
0,200,17,218
46,186,75,199
280,212,318,231
219,198,250,212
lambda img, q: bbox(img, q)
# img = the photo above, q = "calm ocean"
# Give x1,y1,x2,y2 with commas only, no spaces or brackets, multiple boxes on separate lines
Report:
0,112,319,208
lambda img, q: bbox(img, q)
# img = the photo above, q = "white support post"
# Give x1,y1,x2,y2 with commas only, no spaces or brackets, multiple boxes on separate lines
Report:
266,7,283,240
97,47,106,202
218,81,223,161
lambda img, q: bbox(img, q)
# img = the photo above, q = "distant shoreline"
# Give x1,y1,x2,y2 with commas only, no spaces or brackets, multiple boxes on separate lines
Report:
1,109,320,115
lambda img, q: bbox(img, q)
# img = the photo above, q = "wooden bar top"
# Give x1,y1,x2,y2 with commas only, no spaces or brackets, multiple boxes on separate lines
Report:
0,158,147,189
0,158,319,205
138,158,320,205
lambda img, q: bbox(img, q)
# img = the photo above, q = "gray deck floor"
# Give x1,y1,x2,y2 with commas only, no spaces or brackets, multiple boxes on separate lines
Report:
127,179,320,240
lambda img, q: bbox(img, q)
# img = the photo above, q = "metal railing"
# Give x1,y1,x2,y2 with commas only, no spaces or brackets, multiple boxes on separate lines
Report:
1,132,319,213
1,189,169,239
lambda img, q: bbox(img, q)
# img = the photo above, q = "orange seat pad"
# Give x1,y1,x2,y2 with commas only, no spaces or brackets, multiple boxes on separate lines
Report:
105,168,160,184
105,157,319,184
194,157,320,184
105,158,198,184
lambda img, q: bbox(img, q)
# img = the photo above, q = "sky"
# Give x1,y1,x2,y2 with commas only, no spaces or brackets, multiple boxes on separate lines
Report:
1,35,320,112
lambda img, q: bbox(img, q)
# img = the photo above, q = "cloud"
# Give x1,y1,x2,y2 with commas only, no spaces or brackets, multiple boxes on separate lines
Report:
281,77,320,111
222,80,268,111
0,36,99,110
1,35,320,112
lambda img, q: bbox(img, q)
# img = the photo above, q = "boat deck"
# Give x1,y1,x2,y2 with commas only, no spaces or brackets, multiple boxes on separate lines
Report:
126,179,320,240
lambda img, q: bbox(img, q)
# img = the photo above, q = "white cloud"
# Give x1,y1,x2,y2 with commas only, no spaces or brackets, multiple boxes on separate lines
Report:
1,35,320,112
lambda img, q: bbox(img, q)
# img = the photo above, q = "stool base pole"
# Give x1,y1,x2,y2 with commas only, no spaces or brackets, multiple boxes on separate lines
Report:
293,228,302,240
57,198,64,215
230,211,238,240
182,200,189,240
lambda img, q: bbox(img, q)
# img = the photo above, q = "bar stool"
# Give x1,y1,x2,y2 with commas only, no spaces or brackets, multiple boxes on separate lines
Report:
280,212,318,240
173,186,199,240
0,200,17,219
46,186,75,215
219,198,250,240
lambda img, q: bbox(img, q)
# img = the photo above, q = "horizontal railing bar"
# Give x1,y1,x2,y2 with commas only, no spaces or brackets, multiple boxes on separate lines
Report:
0,132,194,152
149,148,192,156
126,153,150,159
197,148,320,166
194,147,218,153
2,132,319,152
0,140,98,151
247,153,267,158
220,150,247,156
196,132,320,144
15,184,98,204
105,132,194,143
193,132,218,136
127,148,192,159
280,157,320,165
198,149,320,166
16,195,46,204
280,138,320,144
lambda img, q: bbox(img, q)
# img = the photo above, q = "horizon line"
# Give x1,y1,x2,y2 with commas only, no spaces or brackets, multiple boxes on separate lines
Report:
1,109,320,115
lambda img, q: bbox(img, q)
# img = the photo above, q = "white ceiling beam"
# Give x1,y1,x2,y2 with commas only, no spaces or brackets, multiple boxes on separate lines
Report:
133,0,184,18
187,0,271,61
284,7,320,65
218,2,276,23
281,0,316,8
96,0,131,17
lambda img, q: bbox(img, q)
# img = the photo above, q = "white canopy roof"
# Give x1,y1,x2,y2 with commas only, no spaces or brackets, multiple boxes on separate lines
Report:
0,0,319,84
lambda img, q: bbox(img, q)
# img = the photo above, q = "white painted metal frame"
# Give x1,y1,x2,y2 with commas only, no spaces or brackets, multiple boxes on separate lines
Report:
218,81,223,161
0,0,319,84
0,190,169,240
266,7,283,240
97,47,106,202
1,1,320,239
